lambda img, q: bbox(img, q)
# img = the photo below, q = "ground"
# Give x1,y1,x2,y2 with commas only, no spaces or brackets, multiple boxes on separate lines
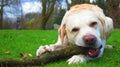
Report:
0,30,120,67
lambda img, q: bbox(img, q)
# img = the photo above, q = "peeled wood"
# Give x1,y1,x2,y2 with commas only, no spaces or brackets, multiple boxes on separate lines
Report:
0,45,90,66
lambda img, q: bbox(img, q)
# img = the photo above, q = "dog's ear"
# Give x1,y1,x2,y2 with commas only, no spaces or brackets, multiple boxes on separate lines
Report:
104,17,114,39
98,17,113,39
58,24,66,45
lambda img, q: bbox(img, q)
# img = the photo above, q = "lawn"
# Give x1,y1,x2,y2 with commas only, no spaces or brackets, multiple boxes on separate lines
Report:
0,30,120,67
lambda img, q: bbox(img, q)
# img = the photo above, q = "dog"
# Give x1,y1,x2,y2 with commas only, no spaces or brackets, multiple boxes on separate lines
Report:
36,4,113,64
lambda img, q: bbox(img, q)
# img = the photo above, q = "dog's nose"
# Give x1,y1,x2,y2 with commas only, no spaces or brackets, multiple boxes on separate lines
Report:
83,34,96,45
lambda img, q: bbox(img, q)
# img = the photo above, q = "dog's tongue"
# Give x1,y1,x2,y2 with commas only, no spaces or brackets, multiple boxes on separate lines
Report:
88,49,100,58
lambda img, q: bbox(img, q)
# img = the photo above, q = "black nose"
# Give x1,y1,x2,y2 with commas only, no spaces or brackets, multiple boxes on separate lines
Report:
83,34,97,45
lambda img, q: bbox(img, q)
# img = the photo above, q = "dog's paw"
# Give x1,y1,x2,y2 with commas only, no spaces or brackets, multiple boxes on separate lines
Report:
36,45,54,57
67,55,88,64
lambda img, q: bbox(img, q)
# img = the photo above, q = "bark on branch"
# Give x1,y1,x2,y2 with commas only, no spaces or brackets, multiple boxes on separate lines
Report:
0,45,96,66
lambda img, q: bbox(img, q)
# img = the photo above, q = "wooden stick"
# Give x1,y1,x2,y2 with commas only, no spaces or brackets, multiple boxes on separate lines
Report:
0,45,91,66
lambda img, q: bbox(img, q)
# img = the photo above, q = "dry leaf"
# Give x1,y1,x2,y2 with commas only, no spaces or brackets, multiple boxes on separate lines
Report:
5,51,11,55
20,53,28,59
28,54,32,57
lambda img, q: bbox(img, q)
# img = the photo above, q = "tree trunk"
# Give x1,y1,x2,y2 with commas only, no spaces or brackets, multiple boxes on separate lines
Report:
0,0,4,29
107,0,120,28
0,9,3,29
39,17,47,30
39,0,55,30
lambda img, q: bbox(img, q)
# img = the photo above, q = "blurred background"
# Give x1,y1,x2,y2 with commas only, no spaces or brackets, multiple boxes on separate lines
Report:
0,0,120,30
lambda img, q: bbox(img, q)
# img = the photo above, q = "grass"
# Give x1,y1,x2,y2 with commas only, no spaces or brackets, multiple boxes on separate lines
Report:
0,29,120,67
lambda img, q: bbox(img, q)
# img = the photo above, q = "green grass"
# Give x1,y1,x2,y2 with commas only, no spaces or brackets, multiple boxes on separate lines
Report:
0,29,120,67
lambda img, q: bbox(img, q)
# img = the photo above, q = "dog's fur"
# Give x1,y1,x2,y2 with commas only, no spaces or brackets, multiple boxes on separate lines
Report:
36,4,113,64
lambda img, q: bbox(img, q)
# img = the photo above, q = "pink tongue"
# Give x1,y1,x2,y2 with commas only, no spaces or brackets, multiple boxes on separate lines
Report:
88,49,100,58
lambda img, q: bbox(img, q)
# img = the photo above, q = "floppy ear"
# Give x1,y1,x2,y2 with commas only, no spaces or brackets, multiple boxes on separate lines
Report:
104,17,114,39
58,24,66,45
98,17,113,39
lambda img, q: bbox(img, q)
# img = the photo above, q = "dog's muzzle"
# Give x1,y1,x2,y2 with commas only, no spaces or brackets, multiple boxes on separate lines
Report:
82,34,102,58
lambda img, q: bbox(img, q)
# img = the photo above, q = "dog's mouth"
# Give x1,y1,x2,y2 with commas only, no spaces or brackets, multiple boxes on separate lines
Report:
87,45,102,58
78,45,102,58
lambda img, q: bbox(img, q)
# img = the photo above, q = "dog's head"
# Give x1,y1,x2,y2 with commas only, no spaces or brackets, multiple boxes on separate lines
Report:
59,4,113,58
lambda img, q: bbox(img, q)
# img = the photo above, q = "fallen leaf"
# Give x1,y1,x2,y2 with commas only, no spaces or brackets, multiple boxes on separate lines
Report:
20,53,28,59
28,54,32,57
42,39,46,41
5,51,11,55
105,45,114,49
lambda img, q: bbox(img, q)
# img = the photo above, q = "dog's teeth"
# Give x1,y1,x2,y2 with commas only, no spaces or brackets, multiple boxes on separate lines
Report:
88,52,92,55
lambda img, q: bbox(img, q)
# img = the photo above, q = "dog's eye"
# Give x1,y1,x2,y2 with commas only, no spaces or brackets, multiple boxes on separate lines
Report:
72,27,79,32
90,22,97,27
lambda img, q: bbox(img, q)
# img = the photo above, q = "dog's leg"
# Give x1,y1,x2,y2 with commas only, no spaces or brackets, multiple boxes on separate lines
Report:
36,36,64,57
67,55,91,64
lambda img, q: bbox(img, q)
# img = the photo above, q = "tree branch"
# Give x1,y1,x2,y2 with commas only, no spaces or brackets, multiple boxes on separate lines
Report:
0,45,90,66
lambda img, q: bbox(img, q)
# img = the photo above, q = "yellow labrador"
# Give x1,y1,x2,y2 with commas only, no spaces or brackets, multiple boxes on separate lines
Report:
36,4,113,64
